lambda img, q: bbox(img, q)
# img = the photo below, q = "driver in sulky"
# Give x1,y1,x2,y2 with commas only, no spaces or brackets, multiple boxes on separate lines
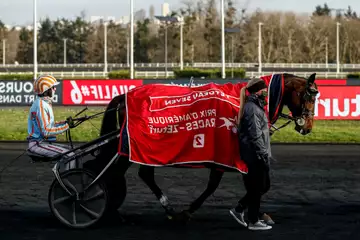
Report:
26,74,75,158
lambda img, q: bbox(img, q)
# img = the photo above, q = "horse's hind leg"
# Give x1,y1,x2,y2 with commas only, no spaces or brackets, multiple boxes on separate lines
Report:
138,165,176,218
179,168,224,221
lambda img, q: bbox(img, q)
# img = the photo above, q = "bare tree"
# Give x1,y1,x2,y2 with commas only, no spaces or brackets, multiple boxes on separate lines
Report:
4,4,360,64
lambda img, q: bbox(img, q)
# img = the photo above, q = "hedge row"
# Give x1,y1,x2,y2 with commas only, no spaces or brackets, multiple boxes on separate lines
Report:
0,71,157,80
173,67,246,78
347,73,360,78
0,68,247,80
0,74,107,80
108,70,130,79
0,73,127,80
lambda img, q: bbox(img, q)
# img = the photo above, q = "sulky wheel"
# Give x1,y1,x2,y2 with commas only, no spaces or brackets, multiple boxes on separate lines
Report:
48,169,109,229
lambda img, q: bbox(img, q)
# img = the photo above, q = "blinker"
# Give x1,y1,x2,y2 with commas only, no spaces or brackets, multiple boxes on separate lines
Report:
296,118,305,126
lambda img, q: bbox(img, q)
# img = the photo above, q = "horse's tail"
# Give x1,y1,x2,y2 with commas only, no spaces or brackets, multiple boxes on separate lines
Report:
236,86,247,125
98,94,126,162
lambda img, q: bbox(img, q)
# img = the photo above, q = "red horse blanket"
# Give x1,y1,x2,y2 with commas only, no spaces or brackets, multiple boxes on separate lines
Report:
122,74,283,174
124,82,248,173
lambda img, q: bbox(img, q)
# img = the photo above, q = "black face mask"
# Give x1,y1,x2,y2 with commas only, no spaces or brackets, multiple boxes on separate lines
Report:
257,91,268,105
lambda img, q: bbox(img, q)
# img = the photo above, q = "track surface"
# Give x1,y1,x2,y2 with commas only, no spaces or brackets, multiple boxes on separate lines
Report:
0,144,359,239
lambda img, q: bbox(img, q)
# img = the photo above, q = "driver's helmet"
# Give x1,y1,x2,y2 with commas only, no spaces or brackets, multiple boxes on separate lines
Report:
33,74,60,94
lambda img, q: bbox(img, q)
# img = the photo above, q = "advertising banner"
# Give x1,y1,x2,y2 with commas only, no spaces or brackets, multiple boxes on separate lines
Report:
0,80,62,106
62,79,143,105
346,78,360,86
316,79,347,85
10,78,348,120
143,79,346,86
315,86,360,119
139,84,359,120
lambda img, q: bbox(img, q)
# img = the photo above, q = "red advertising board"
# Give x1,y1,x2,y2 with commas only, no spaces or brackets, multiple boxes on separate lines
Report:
315,79,347,85
60,80,359,119
315,86,360,119
62,79,143,105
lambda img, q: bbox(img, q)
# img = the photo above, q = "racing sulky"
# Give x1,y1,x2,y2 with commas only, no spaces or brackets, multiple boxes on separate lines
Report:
86,73,319,225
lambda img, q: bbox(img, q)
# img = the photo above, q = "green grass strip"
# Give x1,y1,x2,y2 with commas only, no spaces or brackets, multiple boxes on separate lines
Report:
0,107,359,143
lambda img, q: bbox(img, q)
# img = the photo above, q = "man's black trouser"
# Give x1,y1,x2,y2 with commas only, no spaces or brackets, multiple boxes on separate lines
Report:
235,162,270,224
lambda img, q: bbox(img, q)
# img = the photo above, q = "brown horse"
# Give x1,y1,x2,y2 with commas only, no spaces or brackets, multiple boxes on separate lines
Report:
90,73,319,222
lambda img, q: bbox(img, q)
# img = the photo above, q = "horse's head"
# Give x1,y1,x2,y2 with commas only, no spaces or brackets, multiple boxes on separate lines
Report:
284,73,319,135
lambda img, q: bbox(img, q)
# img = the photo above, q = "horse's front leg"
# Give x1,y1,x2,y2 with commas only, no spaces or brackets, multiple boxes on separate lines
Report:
138,165,176,218
180,168,224,221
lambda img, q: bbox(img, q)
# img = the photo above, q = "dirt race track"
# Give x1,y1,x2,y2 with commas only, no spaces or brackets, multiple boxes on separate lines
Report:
0,144,359,240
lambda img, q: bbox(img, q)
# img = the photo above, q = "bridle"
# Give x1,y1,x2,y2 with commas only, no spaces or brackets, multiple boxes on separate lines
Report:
270,81,318,135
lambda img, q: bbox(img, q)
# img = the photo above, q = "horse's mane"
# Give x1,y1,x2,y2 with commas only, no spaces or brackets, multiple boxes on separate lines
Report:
283,73,318,89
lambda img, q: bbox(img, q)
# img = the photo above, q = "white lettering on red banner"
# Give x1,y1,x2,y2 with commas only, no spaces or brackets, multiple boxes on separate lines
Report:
59,80,360,119
314,86,360,119
62,79,143,105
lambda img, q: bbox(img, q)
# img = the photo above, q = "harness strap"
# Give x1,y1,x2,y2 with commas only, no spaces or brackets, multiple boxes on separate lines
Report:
270,113,295,136
279,113,295,120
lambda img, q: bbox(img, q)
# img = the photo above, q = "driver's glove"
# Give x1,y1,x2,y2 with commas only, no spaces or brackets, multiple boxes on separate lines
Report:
66,116,75,128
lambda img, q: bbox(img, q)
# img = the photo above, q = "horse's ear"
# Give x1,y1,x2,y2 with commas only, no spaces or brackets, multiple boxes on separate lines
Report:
307,73,316,85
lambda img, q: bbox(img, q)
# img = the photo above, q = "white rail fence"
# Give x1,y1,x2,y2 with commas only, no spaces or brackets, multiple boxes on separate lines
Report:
0,71,350,79
1,62,360,69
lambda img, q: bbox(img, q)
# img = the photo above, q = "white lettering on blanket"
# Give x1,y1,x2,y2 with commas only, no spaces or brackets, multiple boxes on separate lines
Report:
148,109,217,134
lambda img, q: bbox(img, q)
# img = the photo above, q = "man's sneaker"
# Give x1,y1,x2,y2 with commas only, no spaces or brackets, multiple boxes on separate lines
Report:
248,220,272,231
260,213,275,225
229,208,247,227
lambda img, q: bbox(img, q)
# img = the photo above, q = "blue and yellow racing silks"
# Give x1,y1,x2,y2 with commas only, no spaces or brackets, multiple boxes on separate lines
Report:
27,97,69,142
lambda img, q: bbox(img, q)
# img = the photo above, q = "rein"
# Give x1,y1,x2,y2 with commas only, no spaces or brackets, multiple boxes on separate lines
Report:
269,113,294,135
65,106,120,148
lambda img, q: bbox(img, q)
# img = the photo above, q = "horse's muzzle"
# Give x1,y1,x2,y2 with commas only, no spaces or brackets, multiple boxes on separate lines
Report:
295,125,311,135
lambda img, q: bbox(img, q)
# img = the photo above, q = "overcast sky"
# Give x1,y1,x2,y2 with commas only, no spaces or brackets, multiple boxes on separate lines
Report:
1,0,359,25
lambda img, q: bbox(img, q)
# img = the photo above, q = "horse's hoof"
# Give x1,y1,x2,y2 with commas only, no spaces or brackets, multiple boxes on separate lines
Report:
176,210,192,223
164,207,177,221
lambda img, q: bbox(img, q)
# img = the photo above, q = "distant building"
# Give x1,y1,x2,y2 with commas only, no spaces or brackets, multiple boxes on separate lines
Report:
0,24,22,31
90,16,116,24
162,2,170,16
25,22,41,31
119,16,130,25
134,9,146,22
13,26,22,31
90,16,103,23
149,5,155,20
107,16,116,23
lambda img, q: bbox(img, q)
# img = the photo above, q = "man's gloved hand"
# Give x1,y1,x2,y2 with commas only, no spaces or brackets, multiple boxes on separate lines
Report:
257,153,270,171
269,156,277,163
66,116,75,128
